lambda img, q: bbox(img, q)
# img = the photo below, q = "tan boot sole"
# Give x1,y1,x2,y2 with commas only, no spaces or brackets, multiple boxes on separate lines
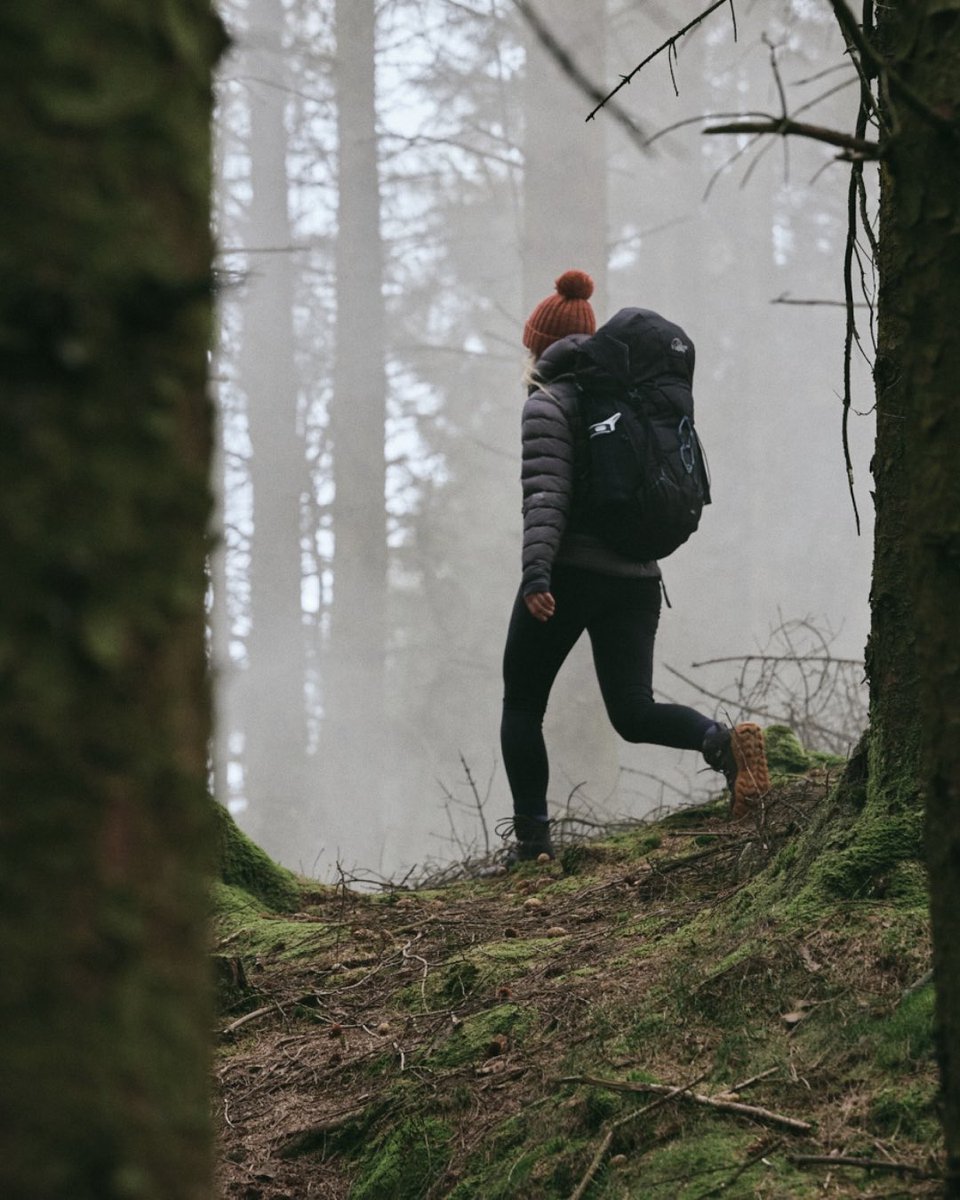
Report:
730,723,771,820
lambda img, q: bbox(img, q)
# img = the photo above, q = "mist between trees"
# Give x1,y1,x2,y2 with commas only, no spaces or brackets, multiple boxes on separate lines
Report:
211,0,875,881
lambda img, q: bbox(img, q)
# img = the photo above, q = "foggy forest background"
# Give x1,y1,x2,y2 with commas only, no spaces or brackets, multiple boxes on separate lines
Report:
210,0,876,881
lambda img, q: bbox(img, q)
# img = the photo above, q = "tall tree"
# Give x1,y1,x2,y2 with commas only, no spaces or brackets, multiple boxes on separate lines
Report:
234,0,313,861
322,0,389,855
0,3,223,1197
521,0,620,805
871,3,960,1185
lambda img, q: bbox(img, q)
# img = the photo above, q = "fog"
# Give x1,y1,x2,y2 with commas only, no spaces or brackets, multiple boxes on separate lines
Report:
211,0,875,881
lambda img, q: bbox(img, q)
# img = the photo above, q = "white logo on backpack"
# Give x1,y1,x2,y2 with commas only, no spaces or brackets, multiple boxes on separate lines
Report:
589,412,622,438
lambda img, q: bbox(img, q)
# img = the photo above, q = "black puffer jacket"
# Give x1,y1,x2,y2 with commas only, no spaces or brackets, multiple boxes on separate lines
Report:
519,322,662,596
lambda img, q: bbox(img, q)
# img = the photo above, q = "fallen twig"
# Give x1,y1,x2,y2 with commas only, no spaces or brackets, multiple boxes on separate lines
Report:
788,1153,941,1181
220,1004,277,1037
569,1073,709,1200
730,1065,779,1092
901,968,933,1001
561,1075,813,1134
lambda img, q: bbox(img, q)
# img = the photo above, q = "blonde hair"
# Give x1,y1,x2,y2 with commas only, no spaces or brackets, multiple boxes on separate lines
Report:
522,353,556,399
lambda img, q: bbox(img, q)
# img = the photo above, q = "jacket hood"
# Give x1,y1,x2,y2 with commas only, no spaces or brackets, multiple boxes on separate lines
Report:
579,307,696,391
530,333,590,388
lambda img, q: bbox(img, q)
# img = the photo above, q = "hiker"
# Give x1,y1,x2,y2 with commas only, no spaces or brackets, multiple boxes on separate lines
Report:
500,269,769,862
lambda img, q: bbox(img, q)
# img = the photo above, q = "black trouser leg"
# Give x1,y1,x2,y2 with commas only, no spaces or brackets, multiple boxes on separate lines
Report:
500,567,715,821
500,582,587,819
587,575,714,749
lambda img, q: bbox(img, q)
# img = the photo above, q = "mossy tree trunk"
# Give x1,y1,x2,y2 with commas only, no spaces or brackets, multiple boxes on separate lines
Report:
872,4,960,1187
0,5,223,1199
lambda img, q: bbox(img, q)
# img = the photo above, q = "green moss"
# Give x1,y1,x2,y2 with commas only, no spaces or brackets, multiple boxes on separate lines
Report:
868,1083,938,1139
421,959,483,1008
214,803,300,913
444,1115,595,1200
662,800,727,828
764,725,814,775
809,805,924,900
210,882,335,962
478,937,562,962
884,858,929,905
429,1004,533,1068
765,725,846,776
638,1127,816,1198
349,1116,452,1200
871,987,936,1070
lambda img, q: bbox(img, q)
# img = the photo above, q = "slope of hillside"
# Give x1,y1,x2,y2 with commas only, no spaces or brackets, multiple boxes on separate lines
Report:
214,733,941,1199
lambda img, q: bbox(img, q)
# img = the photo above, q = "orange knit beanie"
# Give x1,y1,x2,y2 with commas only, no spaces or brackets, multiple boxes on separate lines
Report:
522,270,596,359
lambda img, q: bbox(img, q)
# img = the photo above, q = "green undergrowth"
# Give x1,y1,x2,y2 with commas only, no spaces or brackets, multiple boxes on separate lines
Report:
215,802,301,913
214,727,943,1199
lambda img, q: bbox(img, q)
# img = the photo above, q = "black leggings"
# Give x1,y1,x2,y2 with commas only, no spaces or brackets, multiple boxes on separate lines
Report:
500,565,714,820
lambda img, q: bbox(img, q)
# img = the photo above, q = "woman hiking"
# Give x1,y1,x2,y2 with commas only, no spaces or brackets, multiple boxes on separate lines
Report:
500,269,770,863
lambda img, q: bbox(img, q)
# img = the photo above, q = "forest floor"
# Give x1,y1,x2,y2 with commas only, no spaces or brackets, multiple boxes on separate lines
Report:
213,739,942,1200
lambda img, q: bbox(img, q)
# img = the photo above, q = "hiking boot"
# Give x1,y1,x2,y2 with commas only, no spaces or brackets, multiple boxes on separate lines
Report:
499,814,555,865
702,723,771,820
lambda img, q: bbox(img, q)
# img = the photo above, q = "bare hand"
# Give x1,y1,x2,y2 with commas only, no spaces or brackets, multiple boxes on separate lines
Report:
524,591,556,622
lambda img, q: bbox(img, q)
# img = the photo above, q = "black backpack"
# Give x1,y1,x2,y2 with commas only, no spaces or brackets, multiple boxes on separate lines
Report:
572,309,711,562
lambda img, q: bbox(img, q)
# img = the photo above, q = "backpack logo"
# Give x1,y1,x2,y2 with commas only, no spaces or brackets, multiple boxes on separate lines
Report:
588,412,622,438
670,336,689,354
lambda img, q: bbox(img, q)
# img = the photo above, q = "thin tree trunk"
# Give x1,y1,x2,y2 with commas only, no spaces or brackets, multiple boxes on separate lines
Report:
323,0,389,859
236,0,312,862
0,4,224,1197
521,0,618,804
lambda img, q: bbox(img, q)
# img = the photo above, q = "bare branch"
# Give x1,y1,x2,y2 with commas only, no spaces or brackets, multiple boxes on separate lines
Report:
788,1153,941,1181
772,294,869,309
511,0,649,152
586,0,734,121
562,1075,814,1134
704,117,881,159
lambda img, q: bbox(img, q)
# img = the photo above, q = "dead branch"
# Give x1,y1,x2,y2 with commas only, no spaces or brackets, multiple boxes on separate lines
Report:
221,1004,278,1037
586,0,734,121
561,1075,813,1134
730,1065,779,1092
692,653,863,668
788,1153,941,1180
569,1073,710,1200
511,0,648,152
772,294,868,308
704,117,880,159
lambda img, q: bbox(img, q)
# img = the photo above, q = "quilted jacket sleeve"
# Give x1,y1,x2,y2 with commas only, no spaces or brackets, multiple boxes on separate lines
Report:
520,383,577,595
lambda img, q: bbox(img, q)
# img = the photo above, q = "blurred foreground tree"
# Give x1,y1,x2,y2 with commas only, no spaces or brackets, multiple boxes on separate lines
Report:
0,4,223,1198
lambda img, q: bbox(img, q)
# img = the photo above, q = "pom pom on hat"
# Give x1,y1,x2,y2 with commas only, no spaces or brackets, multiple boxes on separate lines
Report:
554,269,594,301
523,269,597,359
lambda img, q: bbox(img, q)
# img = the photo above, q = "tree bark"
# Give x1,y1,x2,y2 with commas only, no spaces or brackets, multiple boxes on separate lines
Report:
0,4,223,1198
873,4,960,1188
